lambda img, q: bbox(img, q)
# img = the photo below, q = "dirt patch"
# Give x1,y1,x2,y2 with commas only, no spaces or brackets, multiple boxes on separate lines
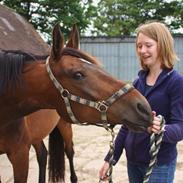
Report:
68,125,183,183
0,125,183,182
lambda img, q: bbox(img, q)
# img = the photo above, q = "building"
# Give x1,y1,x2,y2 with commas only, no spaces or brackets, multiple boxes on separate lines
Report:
81,36,183,81
0,4,49,55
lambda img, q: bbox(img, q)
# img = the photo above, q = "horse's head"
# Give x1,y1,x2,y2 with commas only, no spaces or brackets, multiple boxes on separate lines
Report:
46,23,152,132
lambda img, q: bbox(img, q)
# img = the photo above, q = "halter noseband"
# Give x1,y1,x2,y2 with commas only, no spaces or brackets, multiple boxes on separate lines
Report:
46,57,134,128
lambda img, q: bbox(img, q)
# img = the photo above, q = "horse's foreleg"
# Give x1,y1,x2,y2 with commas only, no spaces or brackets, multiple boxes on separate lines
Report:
7,147,29,183
65,142,78,183
33,141,47,183
57,120,78,183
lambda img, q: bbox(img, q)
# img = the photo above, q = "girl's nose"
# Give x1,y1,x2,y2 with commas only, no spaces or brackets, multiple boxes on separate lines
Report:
140,45,147,53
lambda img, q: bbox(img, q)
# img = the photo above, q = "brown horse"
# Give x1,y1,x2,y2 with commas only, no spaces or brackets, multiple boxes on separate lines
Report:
0,23,153,183
0,109,76,183
26,110,77,183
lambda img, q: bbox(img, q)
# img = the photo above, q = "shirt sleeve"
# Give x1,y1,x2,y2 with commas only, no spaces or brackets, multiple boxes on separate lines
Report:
163,75,183,143
104,126,128,165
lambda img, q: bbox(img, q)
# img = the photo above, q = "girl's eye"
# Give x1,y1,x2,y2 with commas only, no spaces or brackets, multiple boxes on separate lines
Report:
146,44,152,48
73,72,84,80
137,44,142,49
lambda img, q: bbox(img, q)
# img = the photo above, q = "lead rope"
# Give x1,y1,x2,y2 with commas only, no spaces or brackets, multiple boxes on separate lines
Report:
143,115,165,183
99,127,115,183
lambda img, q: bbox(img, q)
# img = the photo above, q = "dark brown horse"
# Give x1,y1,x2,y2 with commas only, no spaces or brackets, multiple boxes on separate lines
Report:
0,23,153,183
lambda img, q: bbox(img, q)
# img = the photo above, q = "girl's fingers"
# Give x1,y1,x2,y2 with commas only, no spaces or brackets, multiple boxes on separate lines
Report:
99,162,110,181
152,111,156,117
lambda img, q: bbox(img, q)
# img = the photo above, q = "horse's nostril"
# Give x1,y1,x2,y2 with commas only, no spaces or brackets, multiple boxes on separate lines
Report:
137,103,149,115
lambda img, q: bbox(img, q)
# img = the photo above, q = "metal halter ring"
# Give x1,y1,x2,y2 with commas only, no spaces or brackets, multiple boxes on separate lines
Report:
97,101,108,112
61,89,70,98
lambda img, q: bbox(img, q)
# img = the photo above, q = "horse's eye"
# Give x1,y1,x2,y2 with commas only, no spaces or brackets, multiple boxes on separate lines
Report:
73,72,84,80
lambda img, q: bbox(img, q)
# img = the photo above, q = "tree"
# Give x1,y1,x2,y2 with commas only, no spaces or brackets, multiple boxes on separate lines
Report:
93,0,183,36
0,0,97,42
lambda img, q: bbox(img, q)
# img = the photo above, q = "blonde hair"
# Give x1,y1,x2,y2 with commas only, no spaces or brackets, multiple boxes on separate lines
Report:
135,21,178,70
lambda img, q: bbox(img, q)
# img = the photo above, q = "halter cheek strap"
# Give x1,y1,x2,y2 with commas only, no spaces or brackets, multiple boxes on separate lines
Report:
46,57,134,128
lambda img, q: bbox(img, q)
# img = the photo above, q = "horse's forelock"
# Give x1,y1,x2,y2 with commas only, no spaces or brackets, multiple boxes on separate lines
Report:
61,47,101,66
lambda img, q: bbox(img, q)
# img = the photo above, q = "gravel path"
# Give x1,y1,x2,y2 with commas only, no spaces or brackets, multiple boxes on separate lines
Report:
0,125,183,182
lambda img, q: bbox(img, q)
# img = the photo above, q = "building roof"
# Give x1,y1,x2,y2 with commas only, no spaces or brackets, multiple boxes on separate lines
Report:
0,4,49,55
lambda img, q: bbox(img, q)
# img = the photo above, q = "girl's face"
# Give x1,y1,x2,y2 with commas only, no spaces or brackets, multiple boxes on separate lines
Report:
136,33,160,69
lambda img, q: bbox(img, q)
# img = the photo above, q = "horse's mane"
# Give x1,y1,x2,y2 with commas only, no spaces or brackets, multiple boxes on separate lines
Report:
0,48,100,95
0,49,47,95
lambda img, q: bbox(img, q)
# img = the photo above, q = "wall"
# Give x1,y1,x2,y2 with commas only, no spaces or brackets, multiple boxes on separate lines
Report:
80,36,183,81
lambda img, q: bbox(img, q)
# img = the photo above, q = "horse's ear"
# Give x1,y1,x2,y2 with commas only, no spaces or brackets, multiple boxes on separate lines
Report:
50,23,64,61
66,24,80,49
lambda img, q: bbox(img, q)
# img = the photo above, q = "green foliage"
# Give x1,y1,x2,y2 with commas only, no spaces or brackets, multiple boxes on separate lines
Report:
93,0,183,36
1,0,183,38
0,0,97,42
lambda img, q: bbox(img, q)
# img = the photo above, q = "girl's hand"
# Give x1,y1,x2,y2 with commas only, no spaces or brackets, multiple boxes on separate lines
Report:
147,111,163,134
99,161,110,181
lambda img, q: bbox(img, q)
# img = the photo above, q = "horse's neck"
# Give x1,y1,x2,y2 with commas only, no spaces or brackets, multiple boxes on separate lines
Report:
0,94,40,124
20,62,56,108
23,62,59,108
0,62,56,123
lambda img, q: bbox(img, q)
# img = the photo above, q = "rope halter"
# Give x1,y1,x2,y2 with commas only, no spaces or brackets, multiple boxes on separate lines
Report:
99,127,115,183
46,57,134,128
143,115,165,183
